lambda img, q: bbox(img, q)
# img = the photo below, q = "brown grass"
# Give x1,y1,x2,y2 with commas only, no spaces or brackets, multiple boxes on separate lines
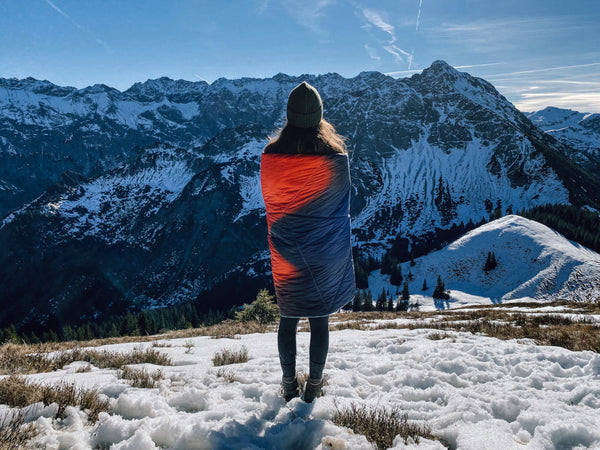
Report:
0,376,109,423
332,403,434,449
328,303,600,353
0,410,37,450
212,346,249,366
215,368,236,383
118,366,163,388
0,345,172,375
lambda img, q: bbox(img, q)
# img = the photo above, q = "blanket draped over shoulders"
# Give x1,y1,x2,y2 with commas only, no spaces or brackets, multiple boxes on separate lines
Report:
261,153,356,318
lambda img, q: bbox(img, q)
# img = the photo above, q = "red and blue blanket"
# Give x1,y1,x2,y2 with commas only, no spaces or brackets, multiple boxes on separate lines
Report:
261,153,356,317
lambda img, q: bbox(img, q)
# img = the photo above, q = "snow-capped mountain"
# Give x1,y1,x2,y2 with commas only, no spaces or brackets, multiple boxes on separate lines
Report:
371,215,600,309
1,61,599,329
526,107,600,174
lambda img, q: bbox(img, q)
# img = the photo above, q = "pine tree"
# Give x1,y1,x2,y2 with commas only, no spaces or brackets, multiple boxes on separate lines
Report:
376,289,387,311
484,251,497,271
433,275,449,300
363,290,374,311
390,263,403,286
236,289,279,324
422,279,428,291
386,295,394,311
402,281,410,301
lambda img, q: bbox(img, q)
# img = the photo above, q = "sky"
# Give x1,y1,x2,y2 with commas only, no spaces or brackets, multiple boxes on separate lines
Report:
1,0,599,112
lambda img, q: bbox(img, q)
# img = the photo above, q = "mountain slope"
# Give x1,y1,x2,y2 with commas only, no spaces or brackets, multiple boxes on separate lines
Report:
526,107,600,174
380,215,600,308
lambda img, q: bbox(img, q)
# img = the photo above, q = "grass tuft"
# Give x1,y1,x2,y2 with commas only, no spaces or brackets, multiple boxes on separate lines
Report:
332,403,434,449
212,346,249,366
0,376,109,423
0,410,37,450
0,344,171,375
118,366,163,388
215,368,236,383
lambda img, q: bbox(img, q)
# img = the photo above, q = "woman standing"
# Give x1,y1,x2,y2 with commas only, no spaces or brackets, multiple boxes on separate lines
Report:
261,81,355,403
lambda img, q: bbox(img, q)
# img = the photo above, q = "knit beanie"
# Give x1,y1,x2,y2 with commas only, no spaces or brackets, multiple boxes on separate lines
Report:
286,81,323,128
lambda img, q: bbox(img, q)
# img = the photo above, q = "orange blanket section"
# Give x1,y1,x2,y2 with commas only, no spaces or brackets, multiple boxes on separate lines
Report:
261,153,334,284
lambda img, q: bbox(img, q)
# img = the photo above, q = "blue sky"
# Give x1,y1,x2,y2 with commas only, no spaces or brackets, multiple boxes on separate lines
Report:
1,0,599,112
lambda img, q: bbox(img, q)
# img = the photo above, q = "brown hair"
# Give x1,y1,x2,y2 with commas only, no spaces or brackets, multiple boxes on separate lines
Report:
264,119,347,155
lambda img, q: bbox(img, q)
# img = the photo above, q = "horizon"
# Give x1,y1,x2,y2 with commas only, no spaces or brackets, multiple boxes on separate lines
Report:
1,0,599,113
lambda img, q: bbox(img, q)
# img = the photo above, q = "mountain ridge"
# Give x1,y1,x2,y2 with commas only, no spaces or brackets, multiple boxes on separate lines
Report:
1,60,599,331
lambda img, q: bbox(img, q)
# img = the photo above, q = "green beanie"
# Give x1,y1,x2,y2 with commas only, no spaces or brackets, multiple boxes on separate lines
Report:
286,81,323,128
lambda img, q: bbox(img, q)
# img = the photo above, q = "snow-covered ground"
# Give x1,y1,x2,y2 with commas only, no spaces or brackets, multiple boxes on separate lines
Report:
3,315,600,450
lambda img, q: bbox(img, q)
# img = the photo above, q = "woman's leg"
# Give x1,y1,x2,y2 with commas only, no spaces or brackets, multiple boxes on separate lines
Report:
278,316,299,378
308,316,329,380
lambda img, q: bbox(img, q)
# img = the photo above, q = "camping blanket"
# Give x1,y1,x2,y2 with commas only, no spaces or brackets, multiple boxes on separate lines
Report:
261,153,355,317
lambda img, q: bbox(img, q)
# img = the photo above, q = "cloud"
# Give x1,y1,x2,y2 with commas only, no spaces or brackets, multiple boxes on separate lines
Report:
362,8,396,40
360,8,410,64
270,0,335,34
42,0,112,53
485,62,600,79
416,0,423,31
514,92,600,113
364,44,381,61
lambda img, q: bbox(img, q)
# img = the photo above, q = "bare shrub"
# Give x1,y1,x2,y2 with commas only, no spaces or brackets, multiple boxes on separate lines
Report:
0,376,109,423
332,403,434,449
118,366,163,388
212,346,249,366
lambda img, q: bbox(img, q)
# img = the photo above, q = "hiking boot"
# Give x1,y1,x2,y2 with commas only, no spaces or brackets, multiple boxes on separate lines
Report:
281,376,300,402
303,377,323,403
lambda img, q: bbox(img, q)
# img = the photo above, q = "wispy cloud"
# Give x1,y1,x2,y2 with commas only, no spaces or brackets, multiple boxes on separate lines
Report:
361,8,410,64
262,0,334,35
362,9,395,38
415,0,423,31
485,62,600,79
515,92,600,113
385,62,505,78
364,44,381,61
42,0,112,53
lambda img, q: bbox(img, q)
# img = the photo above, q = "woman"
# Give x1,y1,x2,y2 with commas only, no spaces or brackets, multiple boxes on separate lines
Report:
261,81,355,403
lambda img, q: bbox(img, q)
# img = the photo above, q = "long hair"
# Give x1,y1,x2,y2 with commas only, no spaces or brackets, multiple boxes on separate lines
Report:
264,119,347,155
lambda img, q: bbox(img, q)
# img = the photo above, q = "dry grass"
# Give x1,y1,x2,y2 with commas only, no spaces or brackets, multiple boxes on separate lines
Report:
212,346,249,366
75,364,92,373
0,410,37,450
0,345,172,376
328,303,600,353
332,403,434,449
215,368,236,383
118,366,163,388
0,376,109,423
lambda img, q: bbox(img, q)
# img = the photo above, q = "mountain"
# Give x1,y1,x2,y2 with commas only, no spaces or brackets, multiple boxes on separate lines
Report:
370,215,600,308
1,61,600,331
526,107,600,174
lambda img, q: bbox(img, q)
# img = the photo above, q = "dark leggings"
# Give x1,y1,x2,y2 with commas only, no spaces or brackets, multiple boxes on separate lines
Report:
278,316,329,380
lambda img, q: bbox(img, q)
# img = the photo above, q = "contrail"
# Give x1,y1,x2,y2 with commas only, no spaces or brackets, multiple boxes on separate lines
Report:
416,0,423,31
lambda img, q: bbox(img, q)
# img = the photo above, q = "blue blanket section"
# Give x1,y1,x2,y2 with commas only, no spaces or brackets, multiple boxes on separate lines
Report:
262,153,356,317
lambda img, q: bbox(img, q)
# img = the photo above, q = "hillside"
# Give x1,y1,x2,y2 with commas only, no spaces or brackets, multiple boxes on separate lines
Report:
370,215,600,308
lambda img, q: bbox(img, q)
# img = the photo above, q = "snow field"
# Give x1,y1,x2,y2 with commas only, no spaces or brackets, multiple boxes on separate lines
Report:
3,319,600,450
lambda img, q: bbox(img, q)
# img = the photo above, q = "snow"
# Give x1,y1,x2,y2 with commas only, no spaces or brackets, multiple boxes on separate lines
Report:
351,137,569,247
366,215,600,308
3,319,600,449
